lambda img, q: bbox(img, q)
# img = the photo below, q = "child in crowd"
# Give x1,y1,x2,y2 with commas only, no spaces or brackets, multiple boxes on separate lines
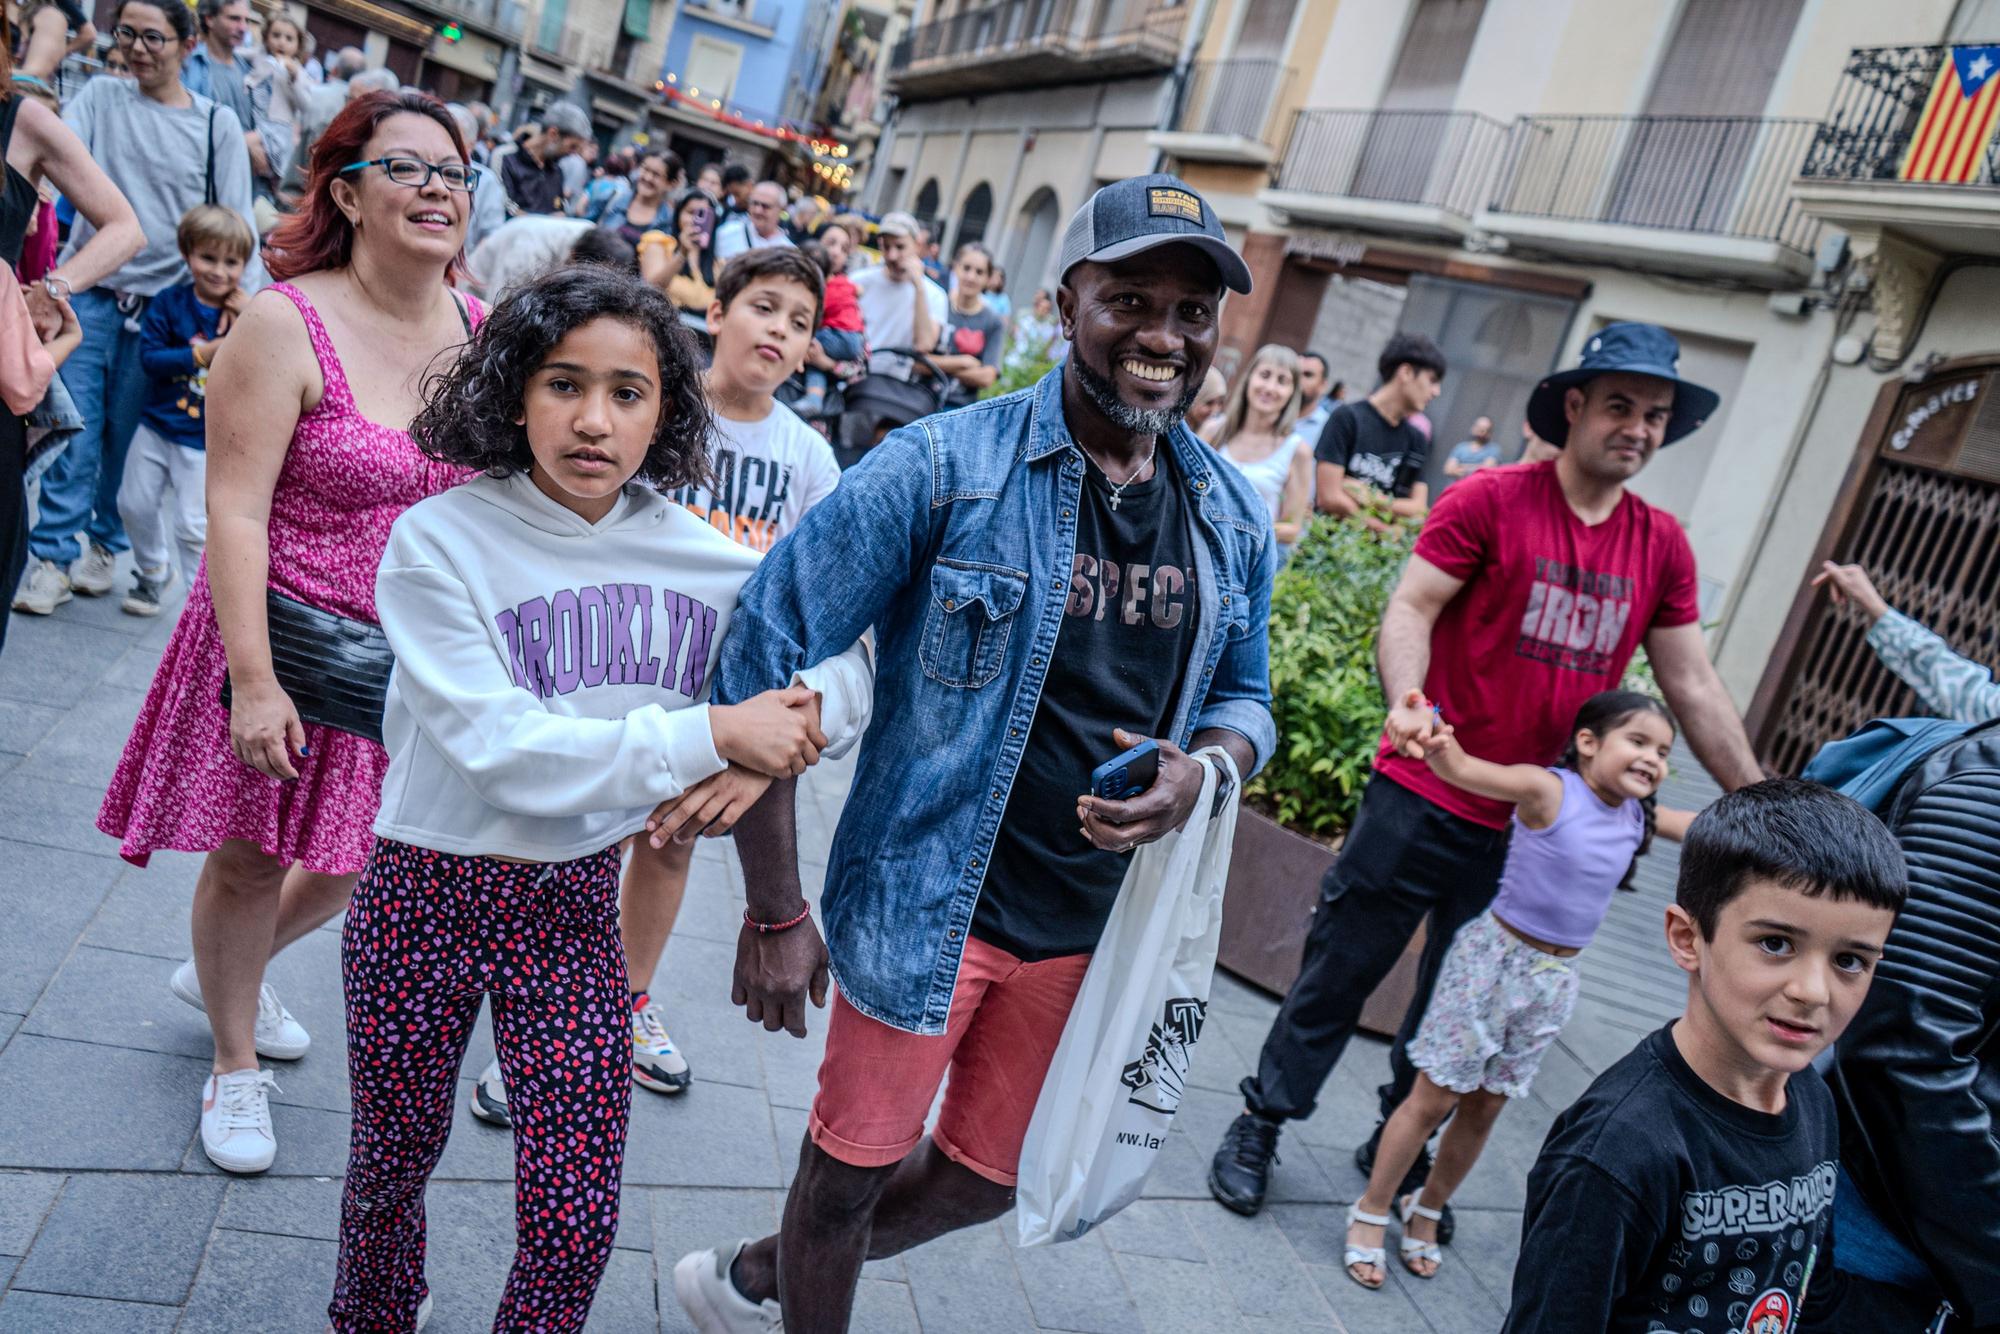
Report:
1344,690,1693,1289
330,266,871,1332
467,246,848,1127
115,204,252,616
1505,778,1929,1332
794,237,864,418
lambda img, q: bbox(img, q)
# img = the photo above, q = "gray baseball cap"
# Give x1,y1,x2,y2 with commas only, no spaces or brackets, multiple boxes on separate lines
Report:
1057,174,1251,294
542,102,592,140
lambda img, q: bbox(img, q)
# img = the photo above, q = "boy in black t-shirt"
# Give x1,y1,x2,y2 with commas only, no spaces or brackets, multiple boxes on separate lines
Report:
1314,332,1444,533
1505,779,1933,1333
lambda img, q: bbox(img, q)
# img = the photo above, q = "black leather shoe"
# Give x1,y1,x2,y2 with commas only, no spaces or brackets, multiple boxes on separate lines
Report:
1353,1120,1455,1245
1209,1113,1282,1215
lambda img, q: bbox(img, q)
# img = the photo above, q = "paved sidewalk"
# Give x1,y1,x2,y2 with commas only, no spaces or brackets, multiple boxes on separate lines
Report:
0,571,1692,1332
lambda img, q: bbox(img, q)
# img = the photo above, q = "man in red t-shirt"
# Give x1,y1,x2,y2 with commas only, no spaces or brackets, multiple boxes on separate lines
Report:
1210,323,1766,1234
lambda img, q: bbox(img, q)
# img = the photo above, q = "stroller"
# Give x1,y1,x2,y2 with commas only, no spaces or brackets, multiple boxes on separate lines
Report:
787,347,950,471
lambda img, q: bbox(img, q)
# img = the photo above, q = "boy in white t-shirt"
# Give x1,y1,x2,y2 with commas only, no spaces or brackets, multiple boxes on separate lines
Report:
470,247,845,1124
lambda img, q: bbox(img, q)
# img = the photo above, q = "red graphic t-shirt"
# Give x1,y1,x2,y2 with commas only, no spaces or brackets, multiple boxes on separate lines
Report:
1376,460,1699,828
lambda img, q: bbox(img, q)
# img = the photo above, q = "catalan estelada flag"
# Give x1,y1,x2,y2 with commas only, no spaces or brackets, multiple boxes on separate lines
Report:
1900,44,2000,183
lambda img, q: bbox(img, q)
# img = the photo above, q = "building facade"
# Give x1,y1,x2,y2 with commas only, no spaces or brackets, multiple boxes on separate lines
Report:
868,0,1213,295
1156,0,2000,770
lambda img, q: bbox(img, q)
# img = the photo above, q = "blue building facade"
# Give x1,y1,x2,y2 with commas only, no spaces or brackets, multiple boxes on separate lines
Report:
656,0,837,167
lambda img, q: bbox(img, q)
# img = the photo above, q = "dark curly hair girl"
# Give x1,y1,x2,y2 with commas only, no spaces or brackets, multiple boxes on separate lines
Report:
410,265,714,493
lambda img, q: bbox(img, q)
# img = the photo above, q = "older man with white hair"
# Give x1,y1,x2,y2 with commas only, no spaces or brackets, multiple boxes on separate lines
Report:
445,103,507,254
713,179,795,261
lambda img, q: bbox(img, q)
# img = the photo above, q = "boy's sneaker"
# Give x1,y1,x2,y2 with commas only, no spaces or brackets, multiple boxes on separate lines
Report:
632,993,692,1093
70,541,117,596
200,1067,279,1173
11,558,70,614
121,566,177,617
1209,1112,1282,1215
674,1240,781,1332
170,958,311,1060
470,1057,510,1127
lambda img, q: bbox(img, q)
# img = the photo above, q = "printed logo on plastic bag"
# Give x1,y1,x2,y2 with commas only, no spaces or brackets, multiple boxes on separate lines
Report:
1119,996,1206,1115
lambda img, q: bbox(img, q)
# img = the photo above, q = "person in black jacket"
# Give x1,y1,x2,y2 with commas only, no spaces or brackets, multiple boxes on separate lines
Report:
1831,723,2000,1331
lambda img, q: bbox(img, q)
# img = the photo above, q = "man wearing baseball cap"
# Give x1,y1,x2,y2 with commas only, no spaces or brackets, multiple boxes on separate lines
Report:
1211,322,1765,1246
849,209,947,385
672,174,1273,1331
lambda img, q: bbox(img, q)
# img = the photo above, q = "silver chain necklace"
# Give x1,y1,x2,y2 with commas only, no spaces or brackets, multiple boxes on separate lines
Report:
1083,440,1158,510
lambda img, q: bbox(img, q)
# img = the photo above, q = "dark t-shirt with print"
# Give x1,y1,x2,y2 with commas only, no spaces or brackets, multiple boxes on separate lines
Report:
941,302,1007,408
975,448,1199,962
1505,1024,1932,1334
1314,400,1429,498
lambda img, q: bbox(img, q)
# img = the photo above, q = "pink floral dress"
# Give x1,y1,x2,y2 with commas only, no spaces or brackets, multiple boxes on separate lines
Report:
98,283,481,876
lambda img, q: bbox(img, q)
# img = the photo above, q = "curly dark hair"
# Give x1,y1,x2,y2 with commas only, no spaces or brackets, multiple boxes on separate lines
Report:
410,266,714,492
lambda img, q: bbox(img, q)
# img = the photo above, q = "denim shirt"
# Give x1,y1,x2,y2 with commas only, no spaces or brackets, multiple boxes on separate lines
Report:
718,368,1277,1034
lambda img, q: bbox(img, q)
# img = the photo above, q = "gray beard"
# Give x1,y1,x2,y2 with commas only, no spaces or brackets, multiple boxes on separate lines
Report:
1071,352,1199,436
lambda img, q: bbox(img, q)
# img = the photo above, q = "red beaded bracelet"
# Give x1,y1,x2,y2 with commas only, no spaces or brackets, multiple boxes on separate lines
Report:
745,903,812,933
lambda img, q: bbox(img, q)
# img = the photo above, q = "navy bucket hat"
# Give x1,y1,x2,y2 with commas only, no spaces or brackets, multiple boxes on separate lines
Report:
1526,322,1720,448
1057,174,1253,295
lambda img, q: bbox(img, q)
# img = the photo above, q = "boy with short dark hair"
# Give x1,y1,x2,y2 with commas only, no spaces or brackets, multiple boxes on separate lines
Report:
1505,778,1933,1332
115,203,253,616
1313,331,1444,531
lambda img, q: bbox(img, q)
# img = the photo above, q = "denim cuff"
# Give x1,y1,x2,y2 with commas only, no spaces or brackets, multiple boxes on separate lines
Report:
1193,698,1275,779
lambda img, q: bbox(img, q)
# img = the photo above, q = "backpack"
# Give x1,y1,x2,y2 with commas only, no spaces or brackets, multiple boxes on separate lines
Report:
1799,717,1976,812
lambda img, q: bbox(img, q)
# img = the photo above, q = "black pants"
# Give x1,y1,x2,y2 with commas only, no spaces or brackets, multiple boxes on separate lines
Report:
1241,773,1512,1123
2,412,26,658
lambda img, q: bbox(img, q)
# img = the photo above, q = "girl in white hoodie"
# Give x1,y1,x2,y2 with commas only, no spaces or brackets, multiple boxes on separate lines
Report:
327,267,871,1333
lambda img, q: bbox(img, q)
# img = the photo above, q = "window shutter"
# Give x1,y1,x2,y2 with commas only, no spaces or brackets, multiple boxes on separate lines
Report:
1379,0,1486,111
623,0,651,42
1641,0,1806,117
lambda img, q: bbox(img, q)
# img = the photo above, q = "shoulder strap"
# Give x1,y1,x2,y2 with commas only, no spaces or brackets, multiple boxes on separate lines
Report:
0,95,23,160
270,282,355,414
204,104,218,206
450,288,471,336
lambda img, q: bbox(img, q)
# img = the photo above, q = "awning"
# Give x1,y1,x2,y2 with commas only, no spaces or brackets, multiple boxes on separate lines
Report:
623,0,650,41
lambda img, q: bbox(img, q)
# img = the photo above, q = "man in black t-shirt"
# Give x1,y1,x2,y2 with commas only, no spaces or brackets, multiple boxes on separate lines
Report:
1315,332,1444,533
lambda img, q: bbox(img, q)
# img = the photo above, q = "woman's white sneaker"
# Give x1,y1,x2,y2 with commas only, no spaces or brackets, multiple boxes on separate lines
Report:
674,1240,782,1332
170,959,312,1060
632,995,692,1093
201,1068,279,1173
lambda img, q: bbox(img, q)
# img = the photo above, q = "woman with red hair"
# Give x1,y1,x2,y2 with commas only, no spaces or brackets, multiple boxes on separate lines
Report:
98,90,482,1180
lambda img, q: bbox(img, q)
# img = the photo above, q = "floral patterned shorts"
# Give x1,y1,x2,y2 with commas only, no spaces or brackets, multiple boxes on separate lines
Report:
1405,909,1581,1099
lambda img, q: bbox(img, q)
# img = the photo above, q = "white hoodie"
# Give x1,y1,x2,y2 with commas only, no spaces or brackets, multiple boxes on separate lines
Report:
372,471,872,862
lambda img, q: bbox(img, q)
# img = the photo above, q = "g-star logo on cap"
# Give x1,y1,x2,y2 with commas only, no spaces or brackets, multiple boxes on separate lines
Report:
1147,187,1203,224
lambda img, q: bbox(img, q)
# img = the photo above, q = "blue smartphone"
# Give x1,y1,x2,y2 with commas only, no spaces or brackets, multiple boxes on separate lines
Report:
1090,738,1160,800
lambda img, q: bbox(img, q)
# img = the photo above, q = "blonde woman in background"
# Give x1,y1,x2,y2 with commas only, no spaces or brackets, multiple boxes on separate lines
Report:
1202,342,1312,546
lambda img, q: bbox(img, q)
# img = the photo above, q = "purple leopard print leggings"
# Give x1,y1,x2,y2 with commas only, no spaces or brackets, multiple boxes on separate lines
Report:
329,839,631,1333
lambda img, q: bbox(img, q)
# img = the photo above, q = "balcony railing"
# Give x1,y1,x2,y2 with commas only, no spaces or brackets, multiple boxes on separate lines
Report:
1173,58,1292,141
681,0,782,35
1800,43,1999,186
450,0,528,39
1275,109,1510,222
1488,115,1822,254
888,0,1187,94
531,21,584,63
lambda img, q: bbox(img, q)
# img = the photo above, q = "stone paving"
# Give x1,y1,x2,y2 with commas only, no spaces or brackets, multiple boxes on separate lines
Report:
0,565,1693,1332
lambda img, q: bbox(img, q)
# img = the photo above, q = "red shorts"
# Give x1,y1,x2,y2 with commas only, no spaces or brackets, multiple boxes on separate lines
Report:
809,936,1090,1186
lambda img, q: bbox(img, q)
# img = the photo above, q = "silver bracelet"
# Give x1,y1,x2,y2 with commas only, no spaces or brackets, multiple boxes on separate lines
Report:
41,275,71,302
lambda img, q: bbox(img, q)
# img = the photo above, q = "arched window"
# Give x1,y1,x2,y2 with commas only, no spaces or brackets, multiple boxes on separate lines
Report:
956,181,993,248
912,177,940,230
1008,186,1062,293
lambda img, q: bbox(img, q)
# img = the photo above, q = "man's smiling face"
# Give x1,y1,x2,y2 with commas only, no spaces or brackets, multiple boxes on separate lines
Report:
1059,246,1223,435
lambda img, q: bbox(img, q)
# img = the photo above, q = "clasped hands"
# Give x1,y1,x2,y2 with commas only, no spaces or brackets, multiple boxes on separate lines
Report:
642,684,825,847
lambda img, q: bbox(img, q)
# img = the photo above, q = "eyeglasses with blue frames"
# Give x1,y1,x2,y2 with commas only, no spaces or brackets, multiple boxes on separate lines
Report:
339,156,477,193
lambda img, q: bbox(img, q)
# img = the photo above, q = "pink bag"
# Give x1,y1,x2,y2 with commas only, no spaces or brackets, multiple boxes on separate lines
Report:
0,278,54,415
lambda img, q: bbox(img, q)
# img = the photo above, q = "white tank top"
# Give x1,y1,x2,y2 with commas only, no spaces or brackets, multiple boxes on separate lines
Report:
1222,434,1303,523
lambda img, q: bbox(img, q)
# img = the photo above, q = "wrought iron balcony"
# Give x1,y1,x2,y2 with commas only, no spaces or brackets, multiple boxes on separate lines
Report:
680,0,783,37
1480,115,1822,284
1261,109,1510,239
1149,58,1293,165
409,0,527,40
888,0,1188,98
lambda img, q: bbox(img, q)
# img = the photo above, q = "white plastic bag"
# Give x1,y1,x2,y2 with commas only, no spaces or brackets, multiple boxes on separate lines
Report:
1014,747,1242,1246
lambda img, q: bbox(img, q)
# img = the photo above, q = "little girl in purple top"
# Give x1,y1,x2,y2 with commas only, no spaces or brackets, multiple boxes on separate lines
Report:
1340,690,1697,1292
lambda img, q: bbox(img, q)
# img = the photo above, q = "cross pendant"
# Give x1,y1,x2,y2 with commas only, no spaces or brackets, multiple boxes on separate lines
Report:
1108,493,1121,511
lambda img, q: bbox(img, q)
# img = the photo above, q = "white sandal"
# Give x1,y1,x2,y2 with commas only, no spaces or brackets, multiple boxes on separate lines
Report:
1343,1202,1391,1290
1398,1192,1444,1278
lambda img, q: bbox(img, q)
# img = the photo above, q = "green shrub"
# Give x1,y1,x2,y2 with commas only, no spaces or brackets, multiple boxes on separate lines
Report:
1247,514,1415,840
983,346,1057,399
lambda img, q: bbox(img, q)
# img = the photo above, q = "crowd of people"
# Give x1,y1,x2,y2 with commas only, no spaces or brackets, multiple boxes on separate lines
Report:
2,11,1997,1331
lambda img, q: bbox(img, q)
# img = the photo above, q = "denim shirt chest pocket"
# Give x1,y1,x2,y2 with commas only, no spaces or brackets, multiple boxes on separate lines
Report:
919,559,1031,688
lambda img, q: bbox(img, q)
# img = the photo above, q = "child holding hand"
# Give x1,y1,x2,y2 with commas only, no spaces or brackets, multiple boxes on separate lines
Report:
1342,689,1694,1290
328,266,870,1333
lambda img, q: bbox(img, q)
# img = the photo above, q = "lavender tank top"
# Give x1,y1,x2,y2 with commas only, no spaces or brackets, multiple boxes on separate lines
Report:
1489,767,1646,950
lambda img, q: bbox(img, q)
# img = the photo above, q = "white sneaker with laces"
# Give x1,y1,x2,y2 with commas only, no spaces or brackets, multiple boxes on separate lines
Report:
674,1240,781,1333
11,558,71,614
470,1057,511,1127
632,995,692,1093
70,541,117,596
170,959,312,1060
201,1067,279,1173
